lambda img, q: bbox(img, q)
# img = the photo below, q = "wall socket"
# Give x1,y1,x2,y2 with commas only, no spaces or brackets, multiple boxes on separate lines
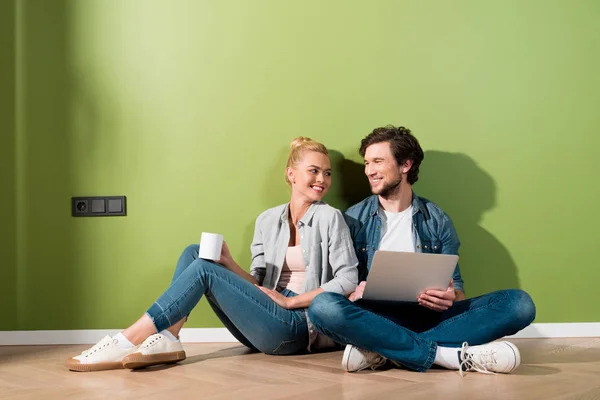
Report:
71,196,127,217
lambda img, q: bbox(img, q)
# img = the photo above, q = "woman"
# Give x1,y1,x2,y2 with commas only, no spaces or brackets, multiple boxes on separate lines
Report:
66,137,358,371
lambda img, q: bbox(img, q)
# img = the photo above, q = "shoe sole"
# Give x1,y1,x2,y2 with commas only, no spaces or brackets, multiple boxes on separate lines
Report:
122,351,187,369
66,358,124,372
341,345,354,372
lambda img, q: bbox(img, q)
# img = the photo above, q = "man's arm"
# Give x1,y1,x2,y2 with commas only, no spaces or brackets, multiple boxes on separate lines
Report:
343,212,369,298
418,212,465,311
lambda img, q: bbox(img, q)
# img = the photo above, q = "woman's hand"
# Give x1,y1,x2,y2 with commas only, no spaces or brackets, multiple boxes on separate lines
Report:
217,241,235,269
216,242,258,285
257,286,294,309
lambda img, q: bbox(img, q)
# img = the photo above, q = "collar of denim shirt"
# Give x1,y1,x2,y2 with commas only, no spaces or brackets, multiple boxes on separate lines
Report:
362,192,431,220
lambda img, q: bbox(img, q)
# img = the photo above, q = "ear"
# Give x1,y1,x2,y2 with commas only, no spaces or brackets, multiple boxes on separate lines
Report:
286,167,295,184
401,159,413,175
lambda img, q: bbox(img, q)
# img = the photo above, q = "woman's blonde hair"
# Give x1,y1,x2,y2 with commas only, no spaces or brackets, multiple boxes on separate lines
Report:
285,136,329,185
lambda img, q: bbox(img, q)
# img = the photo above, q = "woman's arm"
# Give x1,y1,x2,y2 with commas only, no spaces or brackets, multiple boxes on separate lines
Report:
217,241,258,285
257,287,324,309
248,213,267,284
218,212,269,285
320,209,359,295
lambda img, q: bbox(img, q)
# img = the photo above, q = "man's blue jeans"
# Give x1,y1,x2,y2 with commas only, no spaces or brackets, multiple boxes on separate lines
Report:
146,245,309,355
308,289,536,372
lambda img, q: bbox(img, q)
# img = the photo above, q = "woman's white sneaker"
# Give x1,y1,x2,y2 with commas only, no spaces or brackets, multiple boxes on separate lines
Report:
66,335,139,372
122,333,186,369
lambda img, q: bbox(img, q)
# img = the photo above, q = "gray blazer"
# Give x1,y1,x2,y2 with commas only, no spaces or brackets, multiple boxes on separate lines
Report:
250,201,358,295
249,201,359,349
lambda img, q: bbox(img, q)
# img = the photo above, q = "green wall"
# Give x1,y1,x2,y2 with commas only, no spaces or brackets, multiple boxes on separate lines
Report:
4,0,599,330
1,0,17,329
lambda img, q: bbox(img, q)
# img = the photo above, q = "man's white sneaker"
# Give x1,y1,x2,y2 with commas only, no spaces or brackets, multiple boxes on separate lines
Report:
66,335,138,372
459,341,521,376
122,333,186,369
342,345,387,372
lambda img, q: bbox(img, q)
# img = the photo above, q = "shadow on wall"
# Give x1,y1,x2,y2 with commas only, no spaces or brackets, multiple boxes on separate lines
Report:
17,0,80,329
0,0,17,330
326,150,370,212
415,151,521,296
327,149,521,297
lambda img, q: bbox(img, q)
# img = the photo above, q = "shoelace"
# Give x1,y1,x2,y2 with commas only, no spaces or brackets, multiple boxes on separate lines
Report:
81,337,117,357
141,334,161,349
458,342,496,377
355,353,388,372
369,357,388,371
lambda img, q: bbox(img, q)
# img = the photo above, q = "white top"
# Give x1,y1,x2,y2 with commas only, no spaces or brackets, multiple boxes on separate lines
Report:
278,246,306,294
379,205,415,253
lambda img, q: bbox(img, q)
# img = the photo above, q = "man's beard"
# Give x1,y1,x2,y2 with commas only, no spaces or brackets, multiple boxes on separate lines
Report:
373,175,402,198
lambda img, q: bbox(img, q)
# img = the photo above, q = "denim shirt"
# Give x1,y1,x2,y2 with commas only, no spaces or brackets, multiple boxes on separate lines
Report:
250,201,359,350
344,193,465,293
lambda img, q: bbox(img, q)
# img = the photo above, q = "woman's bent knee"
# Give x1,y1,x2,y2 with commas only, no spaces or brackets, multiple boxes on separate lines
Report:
182,244,200,258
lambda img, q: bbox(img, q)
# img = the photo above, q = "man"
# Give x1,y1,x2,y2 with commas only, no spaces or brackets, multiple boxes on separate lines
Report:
308,125,535,375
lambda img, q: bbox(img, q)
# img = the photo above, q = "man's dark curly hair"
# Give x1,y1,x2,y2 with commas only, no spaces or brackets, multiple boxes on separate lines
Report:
359,125,424,185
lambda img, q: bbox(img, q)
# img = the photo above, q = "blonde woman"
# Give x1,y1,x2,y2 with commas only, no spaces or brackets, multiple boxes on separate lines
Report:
66,137,358,371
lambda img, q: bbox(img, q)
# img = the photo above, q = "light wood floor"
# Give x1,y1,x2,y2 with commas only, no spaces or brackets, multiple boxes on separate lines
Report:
1,338,599,400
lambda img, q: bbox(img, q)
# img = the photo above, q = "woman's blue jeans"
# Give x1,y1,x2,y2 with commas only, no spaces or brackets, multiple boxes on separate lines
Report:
146,245,308,355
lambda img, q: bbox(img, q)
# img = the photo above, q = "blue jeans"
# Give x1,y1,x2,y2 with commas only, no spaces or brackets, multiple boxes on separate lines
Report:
146,245,309,355
308,289,536,372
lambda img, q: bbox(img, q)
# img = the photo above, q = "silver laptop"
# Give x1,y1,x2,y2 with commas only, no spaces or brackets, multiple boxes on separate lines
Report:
361,251,459,302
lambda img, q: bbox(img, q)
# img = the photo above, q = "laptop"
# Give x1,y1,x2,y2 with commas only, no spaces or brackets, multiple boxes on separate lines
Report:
361,250,459,302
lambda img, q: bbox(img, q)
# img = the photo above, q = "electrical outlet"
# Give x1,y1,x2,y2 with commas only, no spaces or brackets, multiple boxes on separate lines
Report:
72,196,127,217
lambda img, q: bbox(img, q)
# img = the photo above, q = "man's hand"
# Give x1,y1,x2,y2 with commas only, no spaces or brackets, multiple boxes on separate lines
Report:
348,281,367,302
418,280,456,312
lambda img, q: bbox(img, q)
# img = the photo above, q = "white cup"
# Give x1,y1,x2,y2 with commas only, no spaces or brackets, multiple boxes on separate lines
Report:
199,232,224,261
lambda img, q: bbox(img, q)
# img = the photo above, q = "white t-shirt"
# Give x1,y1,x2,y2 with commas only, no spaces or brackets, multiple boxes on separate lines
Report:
379,205,415,252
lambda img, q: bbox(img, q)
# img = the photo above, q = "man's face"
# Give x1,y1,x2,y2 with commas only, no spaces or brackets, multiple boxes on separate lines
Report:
363,141,403,197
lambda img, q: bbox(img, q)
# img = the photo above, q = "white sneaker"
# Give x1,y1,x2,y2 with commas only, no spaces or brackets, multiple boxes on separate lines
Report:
342,345,387,372
122,333,186,369
459,341,521,376
66,335,138,372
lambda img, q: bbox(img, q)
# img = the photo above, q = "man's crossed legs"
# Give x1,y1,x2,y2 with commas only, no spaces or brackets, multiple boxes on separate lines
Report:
308,289,535,375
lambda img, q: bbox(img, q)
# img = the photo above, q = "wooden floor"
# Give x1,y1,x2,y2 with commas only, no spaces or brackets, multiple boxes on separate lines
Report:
1,338,599,400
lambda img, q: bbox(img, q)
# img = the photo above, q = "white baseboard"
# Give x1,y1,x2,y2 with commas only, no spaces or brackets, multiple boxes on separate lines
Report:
0,323,598,345
505,323,600,339
0,328,239,345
